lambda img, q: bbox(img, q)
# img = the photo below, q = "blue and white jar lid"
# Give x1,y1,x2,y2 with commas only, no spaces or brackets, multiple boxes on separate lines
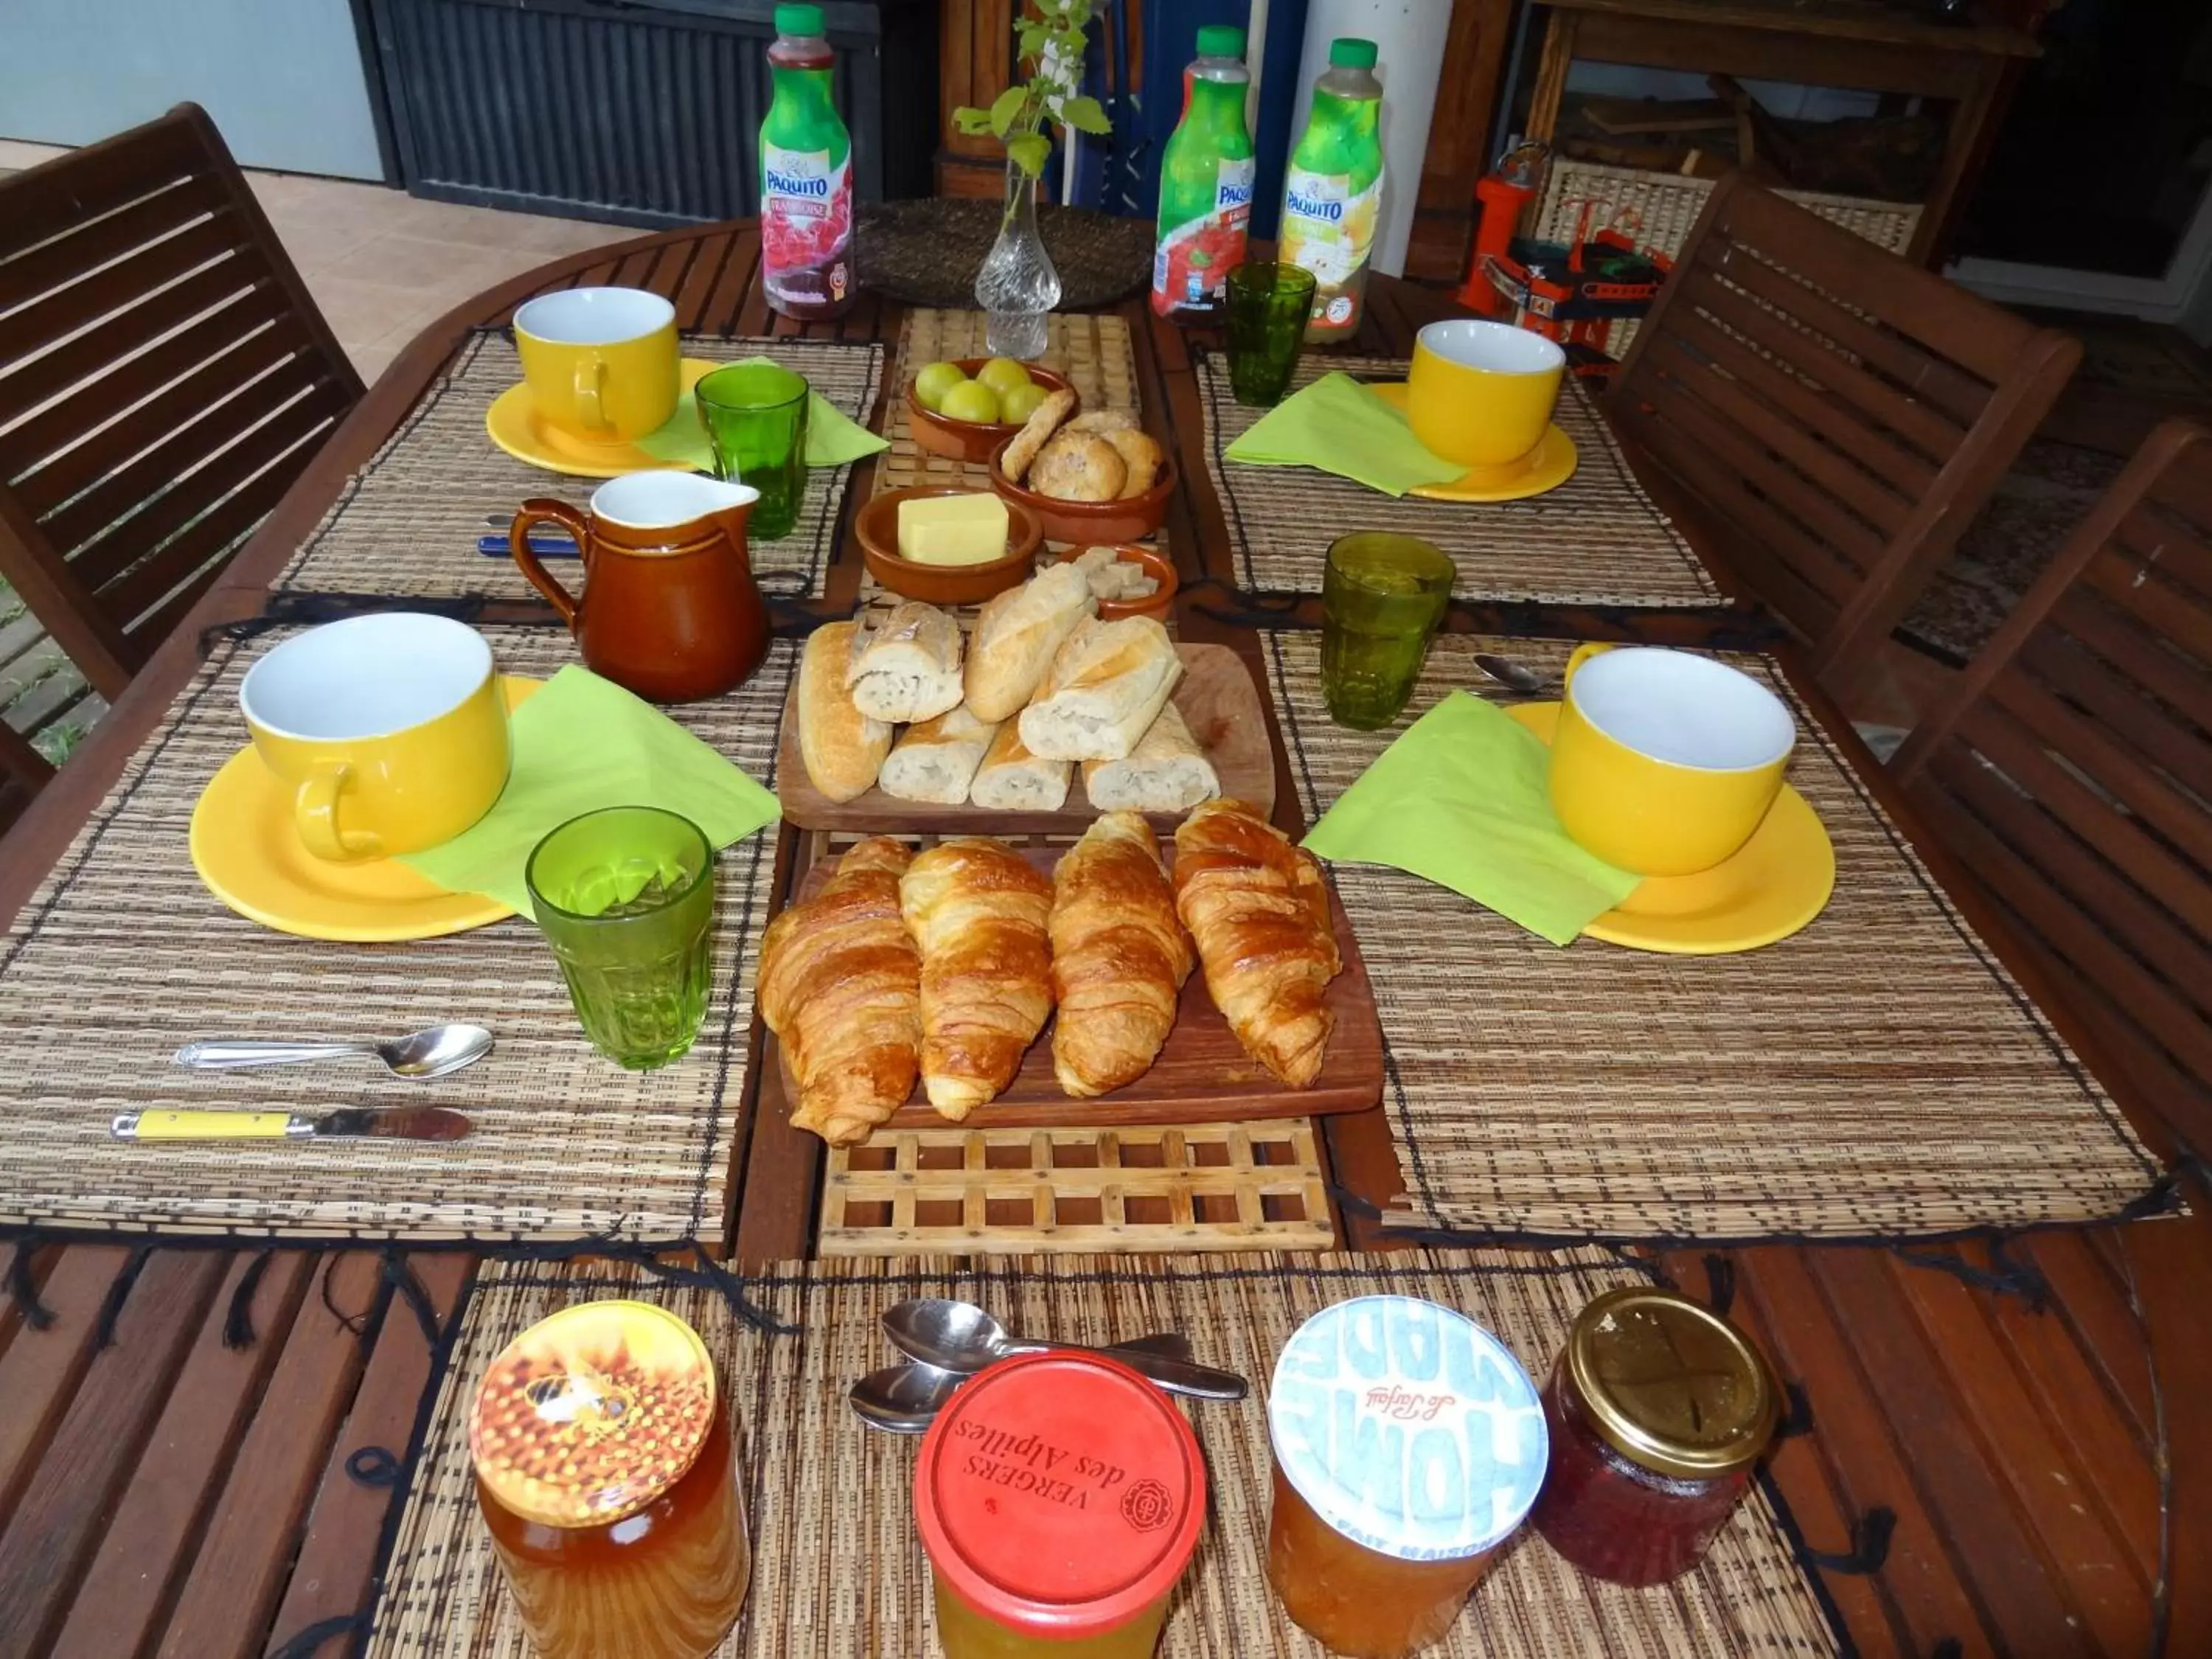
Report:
1269,1295,1548,1562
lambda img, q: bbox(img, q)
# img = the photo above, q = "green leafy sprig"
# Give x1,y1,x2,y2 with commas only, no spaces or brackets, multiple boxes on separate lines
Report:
953,0,1112,181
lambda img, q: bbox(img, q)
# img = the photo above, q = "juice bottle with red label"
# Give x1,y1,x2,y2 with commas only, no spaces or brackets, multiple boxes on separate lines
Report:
760,3,855,321
1150,25,1255,323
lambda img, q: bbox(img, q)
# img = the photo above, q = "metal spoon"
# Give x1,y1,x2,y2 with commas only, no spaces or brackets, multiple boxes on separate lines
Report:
882,1299,1247,1402
849,1335,1199,1435
172,1023,494,1080
1473,652,1548,696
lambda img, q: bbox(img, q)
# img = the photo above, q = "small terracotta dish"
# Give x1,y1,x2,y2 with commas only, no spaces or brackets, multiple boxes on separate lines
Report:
856,486,1043,605
907,359,1078,465
1055,543,1178,622
988,437,1178,546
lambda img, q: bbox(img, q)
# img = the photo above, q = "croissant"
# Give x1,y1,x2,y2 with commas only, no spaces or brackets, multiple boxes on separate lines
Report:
1172,799,1340,1088
757,837,920,1145
900,838,1054,1119
1049,813,1194,1098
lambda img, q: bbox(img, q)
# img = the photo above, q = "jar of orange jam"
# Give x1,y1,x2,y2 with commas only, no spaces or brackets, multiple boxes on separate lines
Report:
914,1350,1208,1658
1267,1297,1547,1658
468,1301,751,1659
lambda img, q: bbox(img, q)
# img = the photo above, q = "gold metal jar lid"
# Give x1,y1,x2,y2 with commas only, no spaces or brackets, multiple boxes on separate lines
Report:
468,1299,718,1528
1562,1288,1775,1481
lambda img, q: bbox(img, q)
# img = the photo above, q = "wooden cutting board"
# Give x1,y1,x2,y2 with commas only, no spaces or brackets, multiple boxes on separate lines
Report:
768,841,1385,1130
776,641,1276,831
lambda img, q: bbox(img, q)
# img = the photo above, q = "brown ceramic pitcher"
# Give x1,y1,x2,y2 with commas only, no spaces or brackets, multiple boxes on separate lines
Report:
510,472,770,703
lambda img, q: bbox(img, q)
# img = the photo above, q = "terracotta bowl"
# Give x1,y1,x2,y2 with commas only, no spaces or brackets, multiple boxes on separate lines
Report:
1055,543,1178,623
987,435,1178,546
855,486,1043,605
906,358,1077,465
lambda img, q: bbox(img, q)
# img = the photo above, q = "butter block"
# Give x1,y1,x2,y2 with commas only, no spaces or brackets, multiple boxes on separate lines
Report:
897,492,1009,566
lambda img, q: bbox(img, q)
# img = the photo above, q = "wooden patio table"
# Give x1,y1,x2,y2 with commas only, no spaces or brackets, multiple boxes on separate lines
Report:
0,221,2205,1659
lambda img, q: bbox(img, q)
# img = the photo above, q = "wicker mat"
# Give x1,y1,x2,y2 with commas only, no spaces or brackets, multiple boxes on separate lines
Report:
277,330,885,601
1198,352,1721,606
0,626,795,1245
364,1251,1841,1659
1262,633,2166,1242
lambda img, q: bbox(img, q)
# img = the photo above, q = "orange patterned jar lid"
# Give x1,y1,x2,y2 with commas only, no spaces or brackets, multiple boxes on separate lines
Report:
468,1300,718,1528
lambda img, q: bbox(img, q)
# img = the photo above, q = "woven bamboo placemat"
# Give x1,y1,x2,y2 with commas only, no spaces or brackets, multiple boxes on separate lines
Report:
277,330,885,602
0,626,793,1245
1262,633,2166,1242
364,1251,1840,1658
1197,352,1722,605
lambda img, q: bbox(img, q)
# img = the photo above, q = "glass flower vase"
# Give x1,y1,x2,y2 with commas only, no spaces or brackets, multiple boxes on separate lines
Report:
974,157,1060,361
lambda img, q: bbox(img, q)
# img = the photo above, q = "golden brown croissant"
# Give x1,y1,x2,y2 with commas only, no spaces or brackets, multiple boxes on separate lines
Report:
1049,813,1194,1098
1172,799,1340,1088
899,838,1054,1119
758,837,920,1145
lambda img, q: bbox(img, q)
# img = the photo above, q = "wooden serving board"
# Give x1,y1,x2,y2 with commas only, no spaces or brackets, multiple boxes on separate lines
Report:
776,641,1275,831
769,842,1385,1130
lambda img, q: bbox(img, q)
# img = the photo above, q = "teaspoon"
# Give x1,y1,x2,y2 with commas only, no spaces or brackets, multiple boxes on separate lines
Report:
882,1298,1246,1402
173,1023,494,1080
849,1334,1199,1434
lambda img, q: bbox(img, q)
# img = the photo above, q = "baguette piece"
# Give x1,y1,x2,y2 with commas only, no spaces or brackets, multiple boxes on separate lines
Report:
1001,387,1076,484
1049,813,1194,1097
1082,703,1219,813
1018,616,1183,762
900,838,1055,1119
878,706,999,804
846,600,964,723
1172,799,1340,1088
964,562,1096,722
799,622,892,803
967,722,1071,812
758,837,920,1145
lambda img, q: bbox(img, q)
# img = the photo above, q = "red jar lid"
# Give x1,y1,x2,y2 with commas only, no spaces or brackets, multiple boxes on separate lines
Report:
914,1351,1208,1639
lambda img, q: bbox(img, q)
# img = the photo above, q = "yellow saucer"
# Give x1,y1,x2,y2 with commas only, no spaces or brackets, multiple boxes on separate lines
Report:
485,358,721,479
1507,701,1835,954
191,677,545,942
1368,382,1578,502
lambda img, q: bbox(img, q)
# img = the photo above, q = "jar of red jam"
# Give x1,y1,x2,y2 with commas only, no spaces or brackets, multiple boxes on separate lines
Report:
915,1349,1208,1658
468,1301,751,1658
1267,1296,1548,1658
1529,1287,1777,1587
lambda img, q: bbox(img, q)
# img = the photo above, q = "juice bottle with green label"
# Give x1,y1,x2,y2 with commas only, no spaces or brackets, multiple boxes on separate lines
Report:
1279,38,1384,343
759,3,855,321
1151,24,1256,323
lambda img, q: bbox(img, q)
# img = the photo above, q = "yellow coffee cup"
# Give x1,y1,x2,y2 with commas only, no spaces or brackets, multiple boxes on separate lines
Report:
240,613,512,863
1548,644,1795,877
512,286,679,447
1407,319,1565,474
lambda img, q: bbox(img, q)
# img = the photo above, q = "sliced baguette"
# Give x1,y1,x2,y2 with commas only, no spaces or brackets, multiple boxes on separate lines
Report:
877,706,1000,804
967,722,1071,812
1017,616,1183,762
963,561,1096,722
846,600,964,723
1082,703,1219,812
799,622,892,804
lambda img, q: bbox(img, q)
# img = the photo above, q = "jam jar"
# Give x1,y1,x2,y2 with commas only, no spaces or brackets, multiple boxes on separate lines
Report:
914,1350,1208,1658
1529,1287,1777,1586
1267,1296,1548,1658
468,1301,751,1658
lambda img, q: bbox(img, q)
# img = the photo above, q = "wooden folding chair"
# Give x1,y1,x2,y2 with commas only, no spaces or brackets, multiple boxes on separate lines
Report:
1891,419,2212,1152
0,717,55,838
1607,172,2080,703
0,102,363,701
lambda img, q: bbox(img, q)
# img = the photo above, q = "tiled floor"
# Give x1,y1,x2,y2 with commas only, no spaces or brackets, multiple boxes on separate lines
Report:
0,139,634,383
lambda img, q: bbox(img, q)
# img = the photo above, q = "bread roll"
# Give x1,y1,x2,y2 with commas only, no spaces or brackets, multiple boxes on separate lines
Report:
967,722,1071,812
1049,813,1194,1098
799,622,891,803
878,706,999,804
964,562,1096,722
1029,432,1127,502
1066,409,1138,435
900,838,1055,1119
1082,703,1219,813
1018,616,1183,762
1001,387,1076,483
1107,429,1163,498
846,600,963,723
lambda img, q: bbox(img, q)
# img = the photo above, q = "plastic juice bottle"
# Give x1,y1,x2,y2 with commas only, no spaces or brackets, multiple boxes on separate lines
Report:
760,2,855,321
1280,38,1385,343
1151,24,1256,323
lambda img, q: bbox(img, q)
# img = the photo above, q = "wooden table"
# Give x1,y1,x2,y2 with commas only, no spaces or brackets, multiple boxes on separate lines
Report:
0,223,2204,1658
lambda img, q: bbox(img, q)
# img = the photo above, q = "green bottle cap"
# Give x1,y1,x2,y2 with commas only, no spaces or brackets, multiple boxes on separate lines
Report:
1197,24,1246,59
776,4,826,36
1329,37,1379,70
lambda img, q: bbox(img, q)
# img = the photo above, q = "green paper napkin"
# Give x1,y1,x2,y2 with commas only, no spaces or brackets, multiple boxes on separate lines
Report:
1302,691,1641,946
398,667,781,914
1225,372,1465,497
633,358,888,471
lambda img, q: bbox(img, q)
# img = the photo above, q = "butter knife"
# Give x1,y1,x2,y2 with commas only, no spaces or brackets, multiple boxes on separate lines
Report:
111,1107,472,1142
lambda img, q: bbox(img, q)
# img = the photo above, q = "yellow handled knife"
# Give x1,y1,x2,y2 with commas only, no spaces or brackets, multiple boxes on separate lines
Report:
111,1107,472,1142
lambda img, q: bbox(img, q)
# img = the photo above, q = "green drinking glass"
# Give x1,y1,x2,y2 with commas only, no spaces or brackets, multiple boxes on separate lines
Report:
1320,533,1457,730
695,361,810,540
526,807,717,1071
1225,261,1318,406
